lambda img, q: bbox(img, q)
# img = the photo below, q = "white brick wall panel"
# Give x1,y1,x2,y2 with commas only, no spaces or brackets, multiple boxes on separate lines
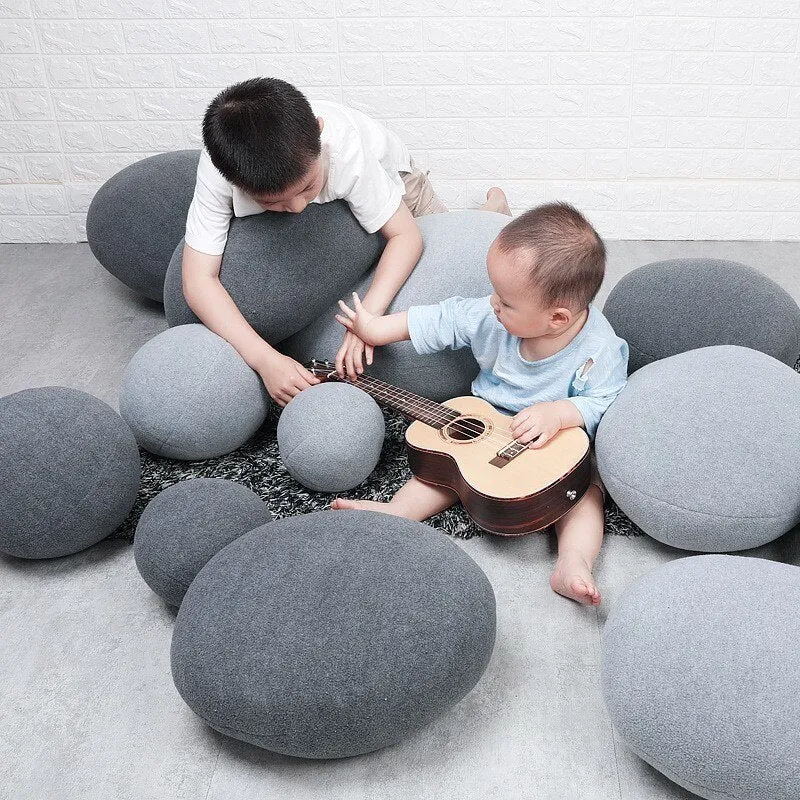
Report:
587,150,627,179
379,0,461,15
0,56,47,87
251,0,333,16
339,19,422,52
100,122,185,152
628,149,704,178
338,0,377,16
467,179,546,208
667,118,747,149
789,89,800,117
661,183,738,211
747,120,800,149
0,21,35,52
425,149,507,180
38,21,125,53
715,19,798,51
339,53,381,84
173,55,255,87
550,119,628,149
384,118,467,149
65,182,99,212
468,53,548,85
695,212,773,239
468,0,547,15
710,86,789,117
704,150,781,179
25,184,67,214
76,0,162,17
772,213,800,239
137,89,220,120
0,123,61,151
165,0,248,17
636,18,715,50
93,56,173,88
670,54,753,85
425,87,505,117
629,118,667,147
551,54,632,85
0,214,74,241
633,52,672,83
739,184,800,211
0,184,26,213
633,85,707,116
507,87,587,117
0,154,26,182
553,0,635,12
620,212,695,240
343,86,425,117
590,18,633,51
589,87,631,117
547,180,623,210
0,91,11,120
753,55,800,84
294,20,336,52
508,19,590,51
430,178,464,209
54,90,136,121
124,21,212,54
506,149,586,179
258,55,340,86
383,54,467,85
44,57,90,88
761,0,800,14
66,152,155,182
423,20,506,52
623,182,661,211
208,22,292,53
468,119,548,149
59,122,102,151
1,0,30,16
9,90,51,120
32,1,75,17
780,152,800,180
25,153,65,181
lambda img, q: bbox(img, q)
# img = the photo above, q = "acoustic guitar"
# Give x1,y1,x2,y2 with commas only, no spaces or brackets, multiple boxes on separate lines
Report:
307,359,591,536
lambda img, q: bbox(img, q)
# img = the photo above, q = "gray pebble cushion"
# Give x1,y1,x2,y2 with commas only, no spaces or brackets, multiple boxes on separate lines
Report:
283,210,506,401
86,150,200,303
119,324,270,461
0,387,140,559
171,509,496,759
133,478,271,608
277,382,385,492
603,554,800,800
595,345,800,552
163,200,385,344
602,258,800,373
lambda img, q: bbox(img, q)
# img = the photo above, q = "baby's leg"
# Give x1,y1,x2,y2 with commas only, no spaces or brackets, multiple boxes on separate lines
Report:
480,188,512,216
331,476,458,522
549,485,604,605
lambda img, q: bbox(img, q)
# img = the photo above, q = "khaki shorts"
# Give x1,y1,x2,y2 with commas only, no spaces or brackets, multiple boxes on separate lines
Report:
399,157,448,217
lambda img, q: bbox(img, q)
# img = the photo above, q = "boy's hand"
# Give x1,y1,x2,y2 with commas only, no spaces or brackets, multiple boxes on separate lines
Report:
509,401,563,449
256,351,320,408
335,329,374,380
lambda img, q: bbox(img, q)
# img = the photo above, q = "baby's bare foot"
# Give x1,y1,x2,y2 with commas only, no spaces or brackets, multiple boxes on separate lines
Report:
550,554,601,605
330,497,407,518
482,187,512,216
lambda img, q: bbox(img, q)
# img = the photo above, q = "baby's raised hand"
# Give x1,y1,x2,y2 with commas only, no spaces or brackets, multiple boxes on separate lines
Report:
335,292,379,343
509,401,563,449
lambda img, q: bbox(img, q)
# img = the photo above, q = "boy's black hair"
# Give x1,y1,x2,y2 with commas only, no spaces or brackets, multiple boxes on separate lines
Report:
202,77,322,196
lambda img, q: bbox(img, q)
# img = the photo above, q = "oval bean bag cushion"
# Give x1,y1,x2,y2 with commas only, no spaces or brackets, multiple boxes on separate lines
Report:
602,554,800,800
171,509,496,758
163,200,385,344
595,345,800,552
277,382,385,492
282,210,507,402
133,478,271,608
602,258,800,374
86,149,200,303
119,324,270,461
0,386,141,559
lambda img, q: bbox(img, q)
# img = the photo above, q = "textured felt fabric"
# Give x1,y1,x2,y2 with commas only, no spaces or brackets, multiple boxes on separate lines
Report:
86,150,200,303
119,324,270,461
282,210,507,402
133,478,271,607
602,554,800,800
595,344,800,552
277,382,385,492
163,200,385,344
602,258,800,373
0,387,141,559
171,509,496,758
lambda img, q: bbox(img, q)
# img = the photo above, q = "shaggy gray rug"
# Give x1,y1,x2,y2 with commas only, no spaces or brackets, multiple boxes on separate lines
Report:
112,403,642,542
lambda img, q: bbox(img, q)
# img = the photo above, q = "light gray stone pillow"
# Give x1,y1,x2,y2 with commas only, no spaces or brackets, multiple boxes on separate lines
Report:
119,324,270,461
86,150,200,303
602,258,800,373
134,478,271,608
595,345,800,552
602,554,800,800
282,210,507,402
277,382,385,492
163,200,385,344
171,510,496,759
0,387,141,559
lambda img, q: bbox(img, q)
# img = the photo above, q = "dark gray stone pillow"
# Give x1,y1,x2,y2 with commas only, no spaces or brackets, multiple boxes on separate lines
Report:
171,509,496,759
282,210,506,401
602,258,800,373
0,387,141,559
134,478,271,608
86,150,200,303
603,554,800,800
277,383,385,492
595,345,800,552
163,200,385,344
119,324,270,461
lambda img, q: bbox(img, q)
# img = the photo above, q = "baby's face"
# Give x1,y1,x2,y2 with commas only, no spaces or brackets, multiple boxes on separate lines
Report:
248,155,326,214
486,241,565,339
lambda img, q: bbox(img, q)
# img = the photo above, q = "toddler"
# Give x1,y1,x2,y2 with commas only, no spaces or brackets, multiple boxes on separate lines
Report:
331,202,629,605
181,76,509,406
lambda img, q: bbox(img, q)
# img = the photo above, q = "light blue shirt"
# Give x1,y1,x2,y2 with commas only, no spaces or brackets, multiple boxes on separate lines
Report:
407,296,629,440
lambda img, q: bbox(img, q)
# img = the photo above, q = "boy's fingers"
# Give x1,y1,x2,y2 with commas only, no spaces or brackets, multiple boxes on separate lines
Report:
365,344,374,365
353,343,364,374
345,346,356,380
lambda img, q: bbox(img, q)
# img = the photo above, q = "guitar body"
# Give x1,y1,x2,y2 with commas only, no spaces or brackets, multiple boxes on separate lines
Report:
404,396,591,536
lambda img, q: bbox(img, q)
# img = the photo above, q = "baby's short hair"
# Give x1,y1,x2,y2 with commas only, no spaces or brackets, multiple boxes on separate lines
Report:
202,76,321,196
495,202,606,312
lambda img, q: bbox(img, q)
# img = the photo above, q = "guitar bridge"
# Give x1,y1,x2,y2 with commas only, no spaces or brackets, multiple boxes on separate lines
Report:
489,441,527,468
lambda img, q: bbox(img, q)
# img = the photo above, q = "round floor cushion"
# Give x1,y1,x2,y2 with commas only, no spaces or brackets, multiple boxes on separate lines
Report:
0,386,141,559
134,478,271,607
602,258,800,373
163,200,385,345
171,509,496,758
87,150,200,303
119,324,270,461
595,345,800,552
603,554,800,800
282,210,506,401
277,382,385,492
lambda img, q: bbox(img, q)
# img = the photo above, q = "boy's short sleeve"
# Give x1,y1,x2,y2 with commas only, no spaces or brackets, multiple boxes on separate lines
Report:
184,148,234,256
566,339,629,440
407,296,493,356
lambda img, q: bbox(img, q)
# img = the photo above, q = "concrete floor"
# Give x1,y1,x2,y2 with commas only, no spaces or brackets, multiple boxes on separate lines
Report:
1,240,799,800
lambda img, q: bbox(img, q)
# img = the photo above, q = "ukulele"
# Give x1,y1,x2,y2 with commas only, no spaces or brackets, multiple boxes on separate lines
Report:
307,359,592,536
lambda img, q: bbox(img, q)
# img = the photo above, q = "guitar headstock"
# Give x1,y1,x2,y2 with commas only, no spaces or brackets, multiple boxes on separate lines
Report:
306,359,340,381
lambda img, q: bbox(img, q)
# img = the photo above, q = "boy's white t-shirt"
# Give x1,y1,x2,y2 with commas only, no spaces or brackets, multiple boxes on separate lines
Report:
184,99,412,256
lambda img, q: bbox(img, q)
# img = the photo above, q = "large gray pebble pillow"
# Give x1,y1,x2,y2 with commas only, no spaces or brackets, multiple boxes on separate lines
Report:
282,210,506,402
163,200,385,344
603,554,800,800
595,345,800,552
602,258,800,373
171,509,496,759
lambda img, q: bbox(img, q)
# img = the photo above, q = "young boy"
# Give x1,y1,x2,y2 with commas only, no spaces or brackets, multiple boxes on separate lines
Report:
181,76,509,406
331,202,629,606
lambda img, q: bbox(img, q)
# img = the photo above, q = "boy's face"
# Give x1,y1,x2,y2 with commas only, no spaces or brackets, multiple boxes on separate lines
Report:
486,241,574,339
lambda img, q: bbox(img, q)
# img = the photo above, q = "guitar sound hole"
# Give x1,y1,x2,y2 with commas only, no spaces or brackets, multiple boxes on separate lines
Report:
444,417,486,442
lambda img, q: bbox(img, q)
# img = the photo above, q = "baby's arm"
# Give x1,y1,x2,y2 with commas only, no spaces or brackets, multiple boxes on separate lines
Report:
336,291,410,349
